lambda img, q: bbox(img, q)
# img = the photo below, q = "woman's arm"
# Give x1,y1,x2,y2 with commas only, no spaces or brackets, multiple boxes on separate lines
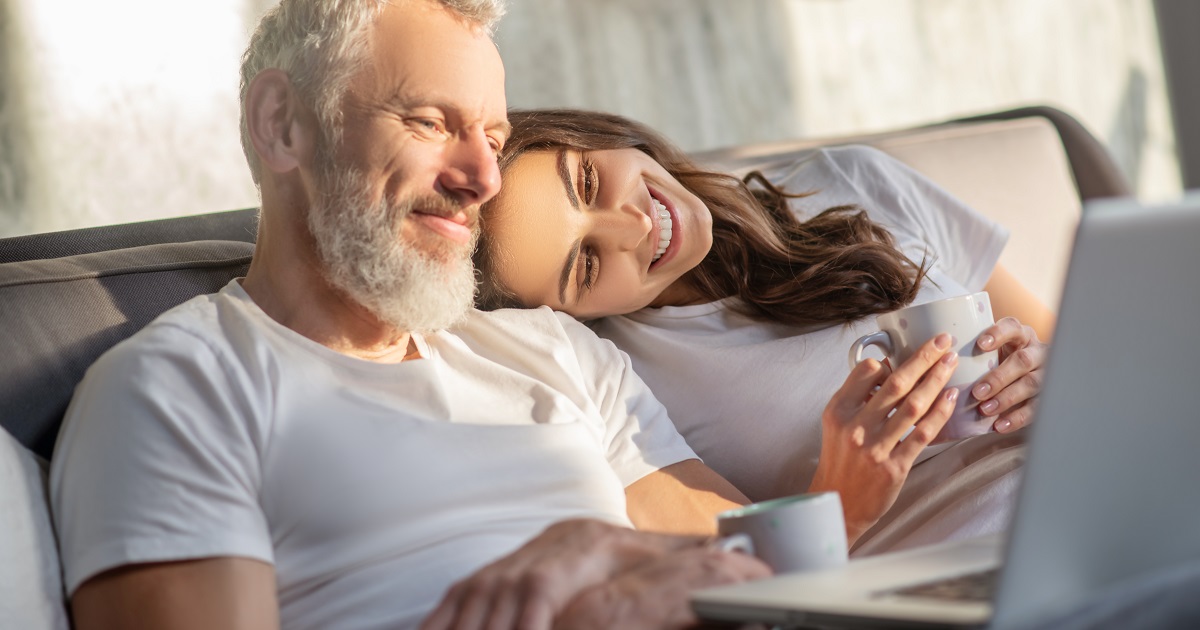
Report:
983,264,1055,341
624,460,747,535
627,335,960,547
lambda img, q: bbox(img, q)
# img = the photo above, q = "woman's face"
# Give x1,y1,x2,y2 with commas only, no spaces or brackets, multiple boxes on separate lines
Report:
486,148,713,319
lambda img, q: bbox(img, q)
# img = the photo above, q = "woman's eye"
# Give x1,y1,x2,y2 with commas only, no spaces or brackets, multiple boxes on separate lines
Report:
582,249,598,290
582,159,597,204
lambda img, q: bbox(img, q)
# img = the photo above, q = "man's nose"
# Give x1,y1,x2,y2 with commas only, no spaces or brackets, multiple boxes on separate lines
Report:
437,127,501,205
593,200,652,252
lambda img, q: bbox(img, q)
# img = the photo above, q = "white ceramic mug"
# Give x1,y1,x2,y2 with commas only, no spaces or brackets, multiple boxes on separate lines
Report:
716,491,849,574
848,291,999,442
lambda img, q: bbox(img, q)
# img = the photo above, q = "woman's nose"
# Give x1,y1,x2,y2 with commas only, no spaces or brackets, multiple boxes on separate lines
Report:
592,200,652,252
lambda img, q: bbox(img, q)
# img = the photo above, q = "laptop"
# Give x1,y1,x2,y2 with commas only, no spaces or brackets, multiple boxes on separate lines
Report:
692,194,1200,629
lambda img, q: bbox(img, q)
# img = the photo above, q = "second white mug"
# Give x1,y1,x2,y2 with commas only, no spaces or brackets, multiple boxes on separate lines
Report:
716,491,849,574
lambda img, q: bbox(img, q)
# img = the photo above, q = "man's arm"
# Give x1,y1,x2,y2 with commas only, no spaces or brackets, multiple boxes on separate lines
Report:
624,459,747,535
72,558,278,630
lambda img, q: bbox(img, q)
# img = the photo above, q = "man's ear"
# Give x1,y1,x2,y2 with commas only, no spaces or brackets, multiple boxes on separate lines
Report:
246,69,316,174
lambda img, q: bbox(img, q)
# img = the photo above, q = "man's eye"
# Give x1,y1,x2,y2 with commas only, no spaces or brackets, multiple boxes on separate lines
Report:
409,118,447,138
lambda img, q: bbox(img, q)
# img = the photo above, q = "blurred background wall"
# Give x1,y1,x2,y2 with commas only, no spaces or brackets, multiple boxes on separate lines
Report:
0,0,1181,237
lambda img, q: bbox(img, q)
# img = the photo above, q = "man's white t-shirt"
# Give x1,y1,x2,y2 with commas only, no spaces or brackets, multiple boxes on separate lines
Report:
50,282,697,630
592,146,1023,553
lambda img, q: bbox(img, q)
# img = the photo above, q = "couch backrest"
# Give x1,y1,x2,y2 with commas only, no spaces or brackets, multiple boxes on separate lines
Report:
0,208,258,264
0,240,254,459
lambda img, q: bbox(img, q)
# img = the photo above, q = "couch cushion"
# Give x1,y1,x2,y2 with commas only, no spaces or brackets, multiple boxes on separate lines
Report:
0,240,254,459
0,428,68,629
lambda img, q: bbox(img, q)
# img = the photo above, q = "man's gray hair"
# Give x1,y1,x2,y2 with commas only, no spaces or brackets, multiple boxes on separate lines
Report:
238,0,506,184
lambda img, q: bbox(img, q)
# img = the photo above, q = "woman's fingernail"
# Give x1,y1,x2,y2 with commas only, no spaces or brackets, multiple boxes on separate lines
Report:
935,333,952,349
981,399,999,414
945,388,960,403
941,351,959,365
979,334,995,349
995,418,1012,432
973,382,991,399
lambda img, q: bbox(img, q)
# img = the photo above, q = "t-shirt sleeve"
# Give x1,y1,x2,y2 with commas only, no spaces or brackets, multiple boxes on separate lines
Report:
49,324,273,595
789,146,1009,292
554,312,698,487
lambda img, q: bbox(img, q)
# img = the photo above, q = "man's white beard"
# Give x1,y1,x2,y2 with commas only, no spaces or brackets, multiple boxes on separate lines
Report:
306,164,478,335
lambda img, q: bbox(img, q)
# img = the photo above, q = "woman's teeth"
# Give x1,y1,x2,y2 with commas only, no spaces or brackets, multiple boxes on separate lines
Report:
652,198,672,263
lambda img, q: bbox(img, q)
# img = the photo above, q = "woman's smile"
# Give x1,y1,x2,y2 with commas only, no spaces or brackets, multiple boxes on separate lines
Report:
648,185,680,270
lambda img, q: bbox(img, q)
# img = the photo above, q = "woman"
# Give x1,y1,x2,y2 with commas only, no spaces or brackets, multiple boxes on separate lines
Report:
474,109,1050,553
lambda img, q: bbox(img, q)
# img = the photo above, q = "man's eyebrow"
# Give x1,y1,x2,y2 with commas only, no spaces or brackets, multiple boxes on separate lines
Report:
556,149,580,210
558,238,582,305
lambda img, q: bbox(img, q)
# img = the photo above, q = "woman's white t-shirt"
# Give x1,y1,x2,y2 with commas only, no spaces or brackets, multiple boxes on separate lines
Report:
592,145,1023,554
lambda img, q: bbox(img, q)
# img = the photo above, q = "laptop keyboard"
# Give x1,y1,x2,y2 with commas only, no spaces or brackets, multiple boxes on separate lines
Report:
886,568,999,602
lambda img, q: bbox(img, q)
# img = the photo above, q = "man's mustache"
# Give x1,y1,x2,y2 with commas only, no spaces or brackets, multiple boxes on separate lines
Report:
402,194,480,231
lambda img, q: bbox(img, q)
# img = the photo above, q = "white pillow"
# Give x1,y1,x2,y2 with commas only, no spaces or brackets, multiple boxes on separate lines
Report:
0,429,69,629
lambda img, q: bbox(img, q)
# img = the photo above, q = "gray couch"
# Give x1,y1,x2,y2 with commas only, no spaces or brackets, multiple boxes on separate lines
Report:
0,106,1137,628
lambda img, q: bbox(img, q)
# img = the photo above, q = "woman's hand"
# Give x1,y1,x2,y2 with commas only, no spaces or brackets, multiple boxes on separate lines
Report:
809,333,961,545
971,317,1049,434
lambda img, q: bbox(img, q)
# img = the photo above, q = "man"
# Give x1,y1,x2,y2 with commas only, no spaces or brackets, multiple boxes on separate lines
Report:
49,1,761,628
50,0,960,628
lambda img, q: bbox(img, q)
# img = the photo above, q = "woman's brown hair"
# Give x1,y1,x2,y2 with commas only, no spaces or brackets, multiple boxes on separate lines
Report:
474,109,928,328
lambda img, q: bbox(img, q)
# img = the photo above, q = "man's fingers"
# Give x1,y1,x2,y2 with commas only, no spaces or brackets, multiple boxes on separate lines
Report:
516,598,555,630
554,550,771,630
450,578,501,630
420,580,467,630
483,586,522,630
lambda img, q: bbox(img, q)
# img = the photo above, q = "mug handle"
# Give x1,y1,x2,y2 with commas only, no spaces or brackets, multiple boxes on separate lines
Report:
713,532,755,556
848,331,893,369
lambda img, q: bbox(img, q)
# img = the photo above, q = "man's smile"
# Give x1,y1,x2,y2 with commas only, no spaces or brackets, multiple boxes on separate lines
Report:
409,208,474,243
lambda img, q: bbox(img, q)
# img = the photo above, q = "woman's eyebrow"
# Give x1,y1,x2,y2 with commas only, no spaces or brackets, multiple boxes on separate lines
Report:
559,238,581,304
556,149,580,210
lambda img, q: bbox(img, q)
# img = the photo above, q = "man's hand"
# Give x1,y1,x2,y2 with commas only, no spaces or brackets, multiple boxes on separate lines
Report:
554,546,771,630
420,519,711,630
809,333,960,545
971,317,1048,433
